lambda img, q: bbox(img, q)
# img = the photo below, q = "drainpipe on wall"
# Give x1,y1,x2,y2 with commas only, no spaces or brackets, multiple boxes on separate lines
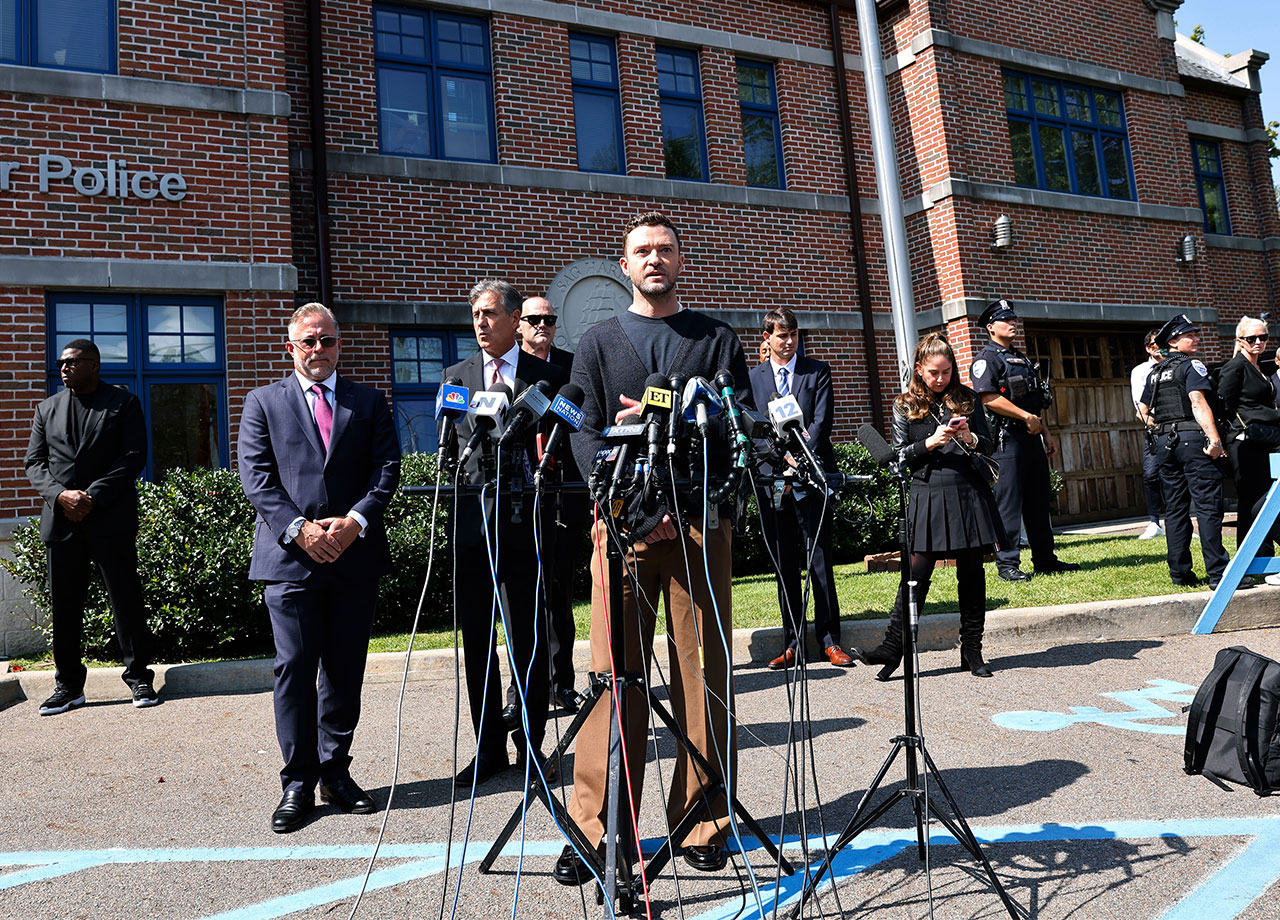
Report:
828,2,886,431
307,0,334,306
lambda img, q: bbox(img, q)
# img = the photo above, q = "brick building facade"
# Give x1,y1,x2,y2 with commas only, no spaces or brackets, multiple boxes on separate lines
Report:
1,0,1276,586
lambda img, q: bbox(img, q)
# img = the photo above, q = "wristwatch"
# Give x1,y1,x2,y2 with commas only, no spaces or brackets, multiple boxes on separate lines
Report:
285,517,305,542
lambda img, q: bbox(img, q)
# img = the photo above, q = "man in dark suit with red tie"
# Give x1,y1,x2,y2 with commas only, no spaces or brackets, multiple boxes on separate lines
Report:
748,308,853,670
237,302,400,833
446,280,566,786
25,338,157,715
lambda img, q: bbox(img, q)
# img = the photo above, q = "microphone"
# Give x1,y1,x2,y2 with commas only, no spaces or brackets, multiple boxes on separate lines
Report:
458,384,511,467
639,372,674,474
714,369,751,465
434,376,468,462
856,422,896,467
681,376,723,437
667,373,686,457
768,393,826,485
497,380,552,449
536,383,585,478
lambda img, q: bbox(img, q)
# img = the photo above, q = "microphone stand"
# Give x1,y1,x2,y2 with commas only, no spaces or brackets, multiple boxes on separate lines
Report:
458,456,792,913
789,457,1021,919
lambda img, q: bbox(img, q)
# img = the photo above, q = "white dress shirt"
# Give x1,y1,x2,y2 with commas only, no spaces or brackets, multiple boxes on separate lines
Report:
771,354,799,396
484,343,521,391
288,370,367,537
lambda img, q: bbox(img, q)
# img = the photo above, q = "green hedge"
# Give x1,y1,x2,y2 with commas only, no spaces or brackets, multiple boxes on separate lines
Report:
1,443,897,662
1,460,453,661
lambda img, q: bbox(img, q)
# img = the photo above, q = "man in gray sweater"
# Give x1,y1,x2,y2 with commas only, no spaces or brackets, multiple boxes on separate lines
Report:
555,212,752,883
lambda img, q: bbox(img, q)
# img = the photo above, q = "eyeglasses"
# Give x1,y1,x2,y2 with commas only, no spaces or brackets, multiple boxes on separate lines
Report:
1242,334,1270,344
290,336,338,351
56,357,92,368
523,314,557,327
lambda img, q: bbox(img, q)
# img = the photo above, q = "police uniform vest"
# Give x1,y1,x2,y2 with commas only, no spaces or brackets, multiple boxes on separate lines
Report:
1147,353,1196,427
979,344,1047,430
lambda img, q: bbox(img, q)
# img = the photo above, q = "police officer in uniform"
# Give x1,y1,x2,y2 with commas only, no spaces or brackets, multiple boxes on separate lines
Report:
969,300,1079,582
1138,314,1231,588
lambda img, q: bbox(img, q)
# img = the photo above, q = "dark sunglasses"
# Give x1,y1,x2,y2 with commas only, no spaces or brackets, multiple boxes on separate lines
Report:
57,357,94,368
1242,334,1270,344
290,335,338,351
523,314,557,326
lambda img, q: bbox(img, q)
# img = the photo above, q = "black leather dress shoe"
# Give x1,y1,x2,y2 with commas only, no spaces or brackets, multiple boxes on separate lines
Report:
1034,560,1080,574
501,703,520,730
1172,573,1201,587
271,789,314,834
683,844,728,872
997,567,1032,583
555,687,584,713
455,753,510,786
320,777,375,814
553,844,599,886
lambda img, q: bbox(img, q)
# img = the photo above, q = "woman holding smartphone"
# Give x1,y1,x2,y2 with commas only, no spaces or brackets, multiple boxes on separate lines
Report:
853,333,1006,678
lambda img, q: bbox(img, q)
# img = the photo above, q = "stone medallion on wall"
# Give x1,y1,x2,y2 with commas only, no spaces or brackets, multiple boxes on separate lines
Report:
546,258,632,351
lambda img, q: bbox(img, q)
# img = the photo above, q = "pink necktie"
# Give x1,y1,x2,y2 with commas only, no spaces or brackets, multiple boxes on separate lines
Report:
489,356,505,390
311,384,332,451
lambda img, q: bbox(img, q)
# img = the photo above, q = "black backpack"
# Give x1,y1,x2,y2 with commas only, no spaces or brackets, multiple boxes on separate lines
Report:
1184,646,1280,796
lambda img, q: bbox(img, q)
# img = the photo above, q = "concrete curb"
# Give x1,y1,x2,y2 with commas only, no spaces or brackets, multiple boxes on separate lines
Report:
4,586,1279,705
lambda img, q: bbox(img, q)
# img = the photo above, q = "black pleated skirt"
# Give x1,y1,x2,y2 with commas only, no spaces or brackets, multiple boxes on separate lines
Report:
908,467,1003,553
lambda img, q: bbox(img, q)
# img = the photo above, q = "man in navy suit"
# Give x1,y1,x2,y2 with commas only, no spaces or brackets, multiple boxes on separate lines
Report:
237,302,400,833
25,338,157,715
749,308,853,670
446,280,566,786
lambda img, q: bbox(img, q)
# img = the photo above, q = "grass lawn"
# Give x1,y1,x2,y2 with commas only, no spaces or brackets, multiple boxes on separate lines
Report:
366,531,1234,653
8,532,1233,668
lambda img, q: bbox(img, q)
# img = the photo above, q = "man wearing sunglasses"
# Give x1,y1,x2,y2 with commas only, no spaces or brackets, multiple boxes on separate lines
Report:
508,295,585,719
25,339,157,715
238,302,401,833
1139,313,1230,589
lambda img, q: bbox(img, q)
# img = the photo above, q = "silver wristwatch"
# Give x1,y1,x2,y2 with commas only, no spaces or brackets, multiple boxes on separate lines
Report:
285,517,305,542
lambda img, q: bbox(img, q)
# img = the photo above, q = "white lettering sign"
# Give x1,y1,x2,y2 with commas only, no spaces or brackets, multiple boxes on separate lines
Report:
0,153,190,201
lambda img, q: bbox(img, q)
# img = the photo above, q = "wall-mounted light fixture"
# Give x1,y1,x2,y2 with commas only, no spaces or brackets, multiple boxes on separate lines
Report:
1176,233,1197,263
992,214,1013,249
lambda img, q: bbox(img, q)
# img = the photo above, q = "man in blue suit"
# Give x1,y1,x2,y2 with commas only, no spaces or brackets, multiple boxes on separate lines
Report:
237,302,400,833
749,308,853,670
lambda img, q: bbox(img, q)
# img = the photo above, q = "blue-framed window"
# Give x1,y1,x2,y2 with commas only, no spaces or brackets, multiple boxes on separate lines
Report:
47,293,226,481
569,33,624,174
390,329,479,453
0,0,114,72
1192,139,1231,235
737,59,784,189
657,46,708,182
1003,70,1133,201
374,4,495,163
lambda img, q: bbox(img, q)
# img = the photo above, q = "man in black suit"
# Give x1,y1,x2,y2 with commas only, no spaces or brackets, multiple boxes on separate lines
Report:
748,309,853,670
25,338,157,715
447,280,566,786
237,302,401,833
507,294,584,717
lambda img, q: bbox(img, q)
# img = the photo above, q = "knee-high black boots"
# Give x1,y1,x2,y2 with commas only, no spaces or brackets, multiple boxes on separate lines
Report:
957,551,993,678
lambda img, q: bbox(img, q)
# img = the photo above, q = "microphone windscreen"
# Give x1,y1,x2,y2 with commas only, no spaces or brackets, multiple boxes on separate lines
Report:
491,382,513,399
644,372,669,390
857,423,895,467
557,383,585,405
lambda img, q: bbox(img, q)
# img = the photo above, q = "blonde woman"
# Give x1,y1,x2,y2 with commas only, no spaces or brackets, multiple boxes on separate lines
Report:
1219,315,1280,580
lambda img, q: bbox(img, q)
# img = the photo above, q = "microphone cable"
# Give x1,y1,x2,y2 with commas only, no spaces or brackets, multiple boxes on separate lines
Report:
435,473,466,920
344,458,448,920
446,473,505,920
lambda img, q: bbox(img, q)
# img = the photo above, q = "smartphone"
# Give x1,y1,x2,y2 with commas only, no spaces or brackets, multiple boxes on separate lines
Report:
948,416,967,429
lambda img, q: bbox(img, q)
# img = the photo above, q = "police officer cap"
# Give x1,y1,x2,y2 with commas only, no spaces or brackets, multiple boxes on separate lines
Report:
1155,313,1199,348
980,299,1018,326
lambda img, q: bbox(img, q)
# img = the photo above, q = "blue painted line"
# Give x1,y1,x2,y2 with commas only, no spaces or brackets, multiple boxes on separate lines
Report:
992,680,1196,735
3,818,1279,920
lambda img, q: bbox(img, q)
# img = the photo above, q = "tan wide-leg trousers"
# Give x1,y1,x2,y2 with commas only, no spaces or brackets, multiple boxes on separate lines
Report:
567,516,736,849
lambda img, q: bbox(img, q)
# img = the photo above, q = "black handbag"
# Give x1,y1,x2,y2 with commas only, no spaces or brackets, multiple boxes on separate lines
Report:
1243,421,1280,448
1184,646,1280,796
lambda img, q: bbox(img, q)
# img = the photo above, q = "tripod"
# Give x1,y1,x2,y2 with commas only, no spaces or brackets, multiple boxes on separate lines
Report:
477,481,792,913
790,464,1022,919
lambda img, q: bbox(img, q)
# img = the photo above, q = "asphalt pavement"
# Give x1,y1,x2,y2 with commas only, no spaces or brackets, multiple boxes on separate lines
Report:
3,618,1280,919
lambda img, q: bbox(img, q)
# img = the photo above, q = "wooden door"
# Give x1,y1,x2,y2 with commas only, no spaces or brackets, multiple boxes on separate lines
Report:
1025,326,1146,523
